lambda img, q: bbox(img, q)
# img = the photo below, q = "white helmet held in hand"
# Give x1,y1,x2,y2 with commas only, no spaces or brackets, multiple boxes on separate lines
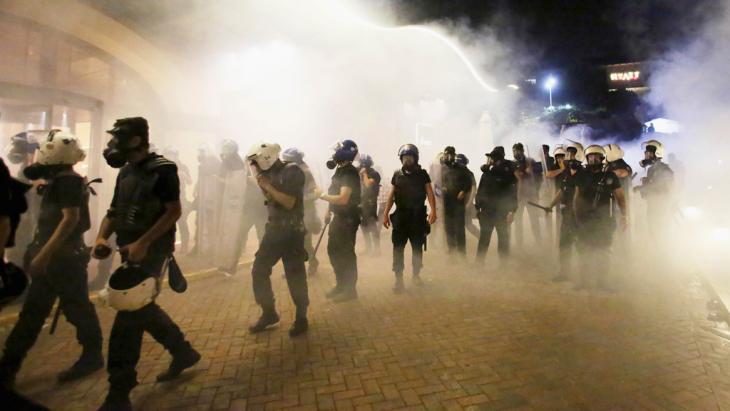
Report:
100,263,160,312
603,143,624,162
35,130,86,165
642,139,664,158
246,142,281,171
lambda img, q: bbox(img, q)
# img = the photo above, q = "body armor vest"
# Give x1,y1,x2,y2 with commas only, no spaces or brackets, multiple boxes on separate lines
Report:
114,155,176,234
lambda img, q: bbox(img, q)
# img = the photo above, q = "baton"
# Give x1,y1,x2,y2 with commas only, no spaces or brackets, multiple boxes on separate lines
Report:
49,304,61,335
313,219,330,256
527,201,552,213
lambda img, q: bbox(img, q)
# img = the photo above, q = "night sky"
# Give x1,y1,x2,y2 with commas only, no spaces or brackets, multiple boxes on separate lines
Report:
392,0,722,106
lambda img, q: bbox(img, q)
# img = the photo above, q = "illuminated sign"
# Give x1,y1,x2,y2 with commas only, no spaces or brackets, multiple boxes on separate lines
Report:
610,71,640,81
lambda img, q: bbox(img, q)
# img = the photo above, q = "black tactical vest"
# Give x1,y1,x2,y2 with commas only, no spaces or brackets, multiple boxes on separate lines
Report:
114,155,176,234
263,161,304,224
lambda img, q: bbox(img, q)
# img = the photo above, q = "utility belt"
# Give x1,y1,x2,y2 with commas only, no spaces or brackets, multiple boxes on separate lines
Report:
24,240,90,267
267,217,305,230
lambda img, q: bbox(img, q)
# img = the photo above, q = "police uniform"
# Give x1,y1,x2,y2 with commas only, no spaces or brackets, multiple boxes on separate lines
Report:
105,153,195,397
327,164,361,293
639,161,673,239
360,167,381,253
513,156,543,246
390,166,431,278
251,161,309,318
574,168,622,288
475,160,517,261
0,173,103,383
555,166,582,278
300,162,322,274
441,162,471,255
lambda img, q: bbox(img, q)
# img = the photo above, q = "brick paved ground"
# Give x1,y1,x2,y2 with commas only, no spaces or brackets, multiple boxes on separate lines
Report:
3,244,730,411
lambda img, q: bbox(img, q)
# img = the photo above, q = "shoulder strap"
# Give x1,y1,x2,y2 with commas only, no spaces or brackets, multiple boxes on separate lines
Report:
144,156,176,173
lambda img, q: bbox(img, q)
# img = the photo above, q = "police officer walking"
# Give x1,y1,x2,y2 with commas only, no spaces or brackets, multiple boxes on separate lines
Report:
358,154,381,255
573,145,628,291
440,146,471,257
281,148,322,275
512,142,543,247
1,155,47,411
0,130,104,388
382,144,437,293
546,146,583,282
94,118,199,410
246,143,310,336
456,154,480,239
475,147,518,265
319,140,361,302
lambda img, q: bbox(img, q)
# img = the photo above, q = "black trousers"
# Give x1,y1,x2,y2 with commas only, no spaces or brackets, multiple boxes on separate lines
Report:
444,198,466,254
107,254,191,394
476,210,510,261
558,209,578,275
361,212,380,252
327,214,360,290
2,254,102,370
251,224,309,313
391,209,426,276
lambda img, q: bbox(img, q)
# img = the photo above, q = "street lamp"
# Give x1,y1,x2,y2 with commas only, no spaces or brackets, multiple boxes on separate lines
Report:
544,76,557,108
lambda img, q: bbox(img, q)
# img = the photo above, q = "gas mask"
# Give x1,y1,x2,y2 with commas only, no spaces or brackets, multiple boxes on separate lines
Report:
326,158,337,170
103,136,138,168
586,155,604,172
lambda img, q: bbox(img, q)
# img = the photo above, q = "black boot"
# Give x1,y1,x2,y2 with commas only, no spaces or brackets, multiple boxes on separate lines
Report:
393,276,405,294
0,357,21,389
325,285,343,299
248,310,280,333
156,345,201,382
57,351,104,383
331,288,358,303
289,318,309,337
98,390,132,411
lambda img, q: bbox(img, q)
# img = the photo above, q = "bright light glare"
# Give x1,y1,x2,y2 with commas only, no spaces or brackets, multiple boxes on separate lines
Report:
712,227,730,242
544,76,557,90
325,0,498,93
507,84,520,90
683,206,702,220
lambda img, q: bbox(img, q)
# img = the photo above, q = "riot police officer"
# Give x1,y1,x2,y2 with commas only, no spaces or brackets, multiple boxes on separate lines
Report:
0,131,104,388
358,154,381,255
382,144,437,293
440,146,471,256
634,139,673,240
547,146,583,281
94,118,199,410
573,145,627,290
246,143,310,336
512,142,543,247
475,147,517,264
456,154,480,239
281,148,322,275
0,157,45,409
319,140,361,302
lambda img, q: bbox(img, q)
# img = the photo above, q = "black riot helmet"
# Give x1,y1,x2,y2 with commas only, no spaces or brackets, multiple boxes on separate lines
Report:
398,144,419,163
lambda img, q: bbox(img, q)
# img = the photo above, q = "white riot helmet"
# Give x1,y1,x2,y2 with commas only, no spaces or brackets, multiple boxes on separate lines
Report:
246,142,281,171
35,130,86,165
603,143,624,162
584,145,606,165
553,145,567,157
100,263,160,311
566,140,585,163
642,139,664,158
